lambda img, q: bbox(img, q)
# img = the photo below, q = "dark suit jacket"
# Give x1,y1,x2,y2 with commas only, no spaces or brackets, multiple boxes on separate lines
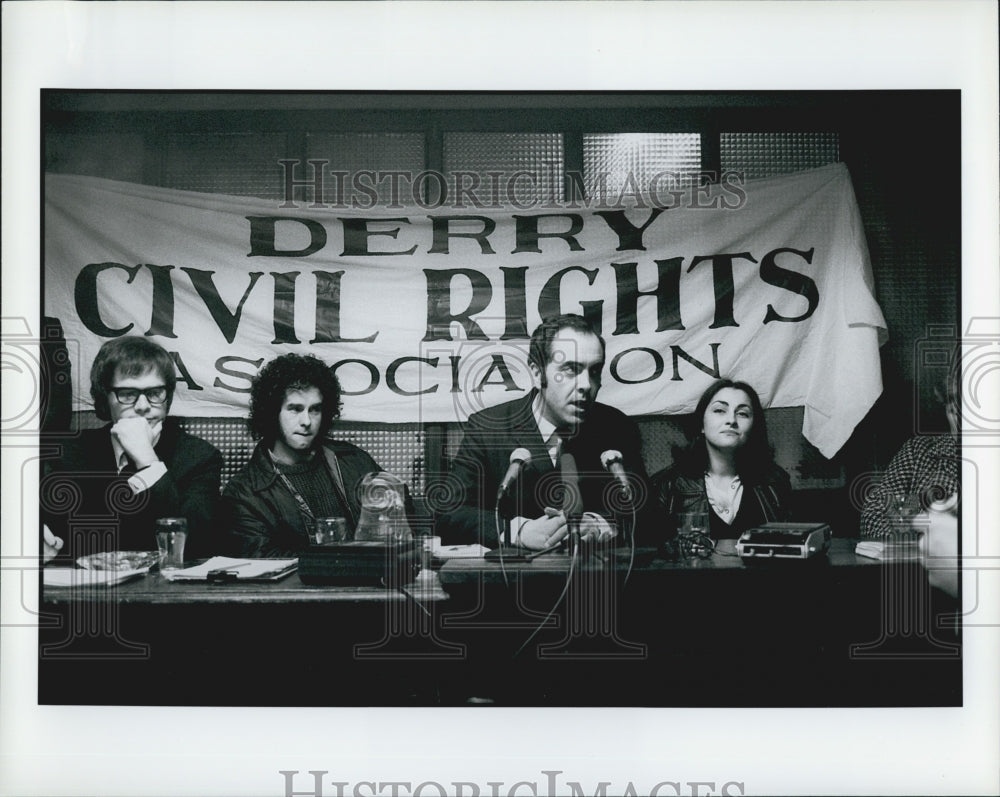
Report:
435,392,651,547
41,419,223,561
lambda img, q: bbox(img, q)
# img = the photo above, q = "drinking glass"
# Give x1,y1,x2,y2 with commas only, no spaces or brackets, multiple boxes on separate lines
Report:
679,511,709,537
312,517,348,545
155,517,187,570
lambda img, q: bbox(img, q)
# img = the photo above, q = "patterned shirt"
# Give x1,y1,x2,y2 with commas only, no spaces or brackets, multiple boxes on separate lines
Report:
859,434,959,539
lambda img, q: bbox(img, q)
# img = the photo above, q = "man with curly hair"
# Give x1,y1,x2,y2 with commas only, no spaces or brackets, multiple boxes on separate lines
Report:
222,353,403,556
41,336,222,562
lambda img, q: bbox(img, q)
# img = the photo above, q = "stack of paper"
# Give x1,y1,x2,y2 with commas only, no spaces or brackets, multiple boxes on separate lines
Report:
855,539,921,561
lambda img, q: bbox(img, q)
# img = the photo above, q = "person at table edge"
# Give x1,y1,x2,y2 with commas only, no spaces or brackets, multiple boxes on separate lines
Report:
221,352,414,557
859,367,960,539
41,336,222,563
435,313,651,550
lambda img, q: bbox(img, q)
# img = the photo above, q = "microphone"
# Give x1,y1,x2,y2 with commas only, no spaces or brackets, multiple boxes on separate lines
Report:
559,451,584,517
497,448,532,499
600,449,633,502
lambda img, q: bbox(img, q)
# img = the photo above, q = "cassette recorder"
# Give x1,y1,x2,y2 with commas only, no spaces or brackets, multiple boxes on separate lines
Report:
736,522,832,560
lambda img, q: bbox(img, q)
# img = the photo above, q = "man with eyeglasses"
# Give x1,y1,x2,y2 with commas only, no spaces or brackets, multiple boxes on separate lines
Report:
41,336,222,562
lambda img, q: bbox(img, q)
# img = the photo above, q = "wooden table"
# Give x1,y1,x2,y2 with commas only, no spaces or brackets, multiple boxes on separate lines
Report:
42,569,441,604
39,539,961,707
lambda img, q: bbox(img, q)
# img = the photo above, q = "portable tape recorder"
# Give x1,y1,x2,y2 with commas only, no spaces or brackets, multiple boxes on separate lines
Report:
736,522,832,560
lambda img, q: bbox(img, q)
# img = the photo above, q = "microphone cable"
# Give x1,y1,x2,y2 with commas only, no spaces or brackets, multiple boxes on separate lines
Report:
600,450,637,585
399,584,434,619
624,502,638,586
513,541,579,659
493,447,531,589
676,530,716,559
494,501,510,587
674,531,741,559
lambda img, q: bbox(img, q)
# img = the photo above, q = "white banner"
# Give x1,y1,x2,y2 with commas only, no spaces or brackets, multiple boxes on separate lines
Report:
44,164,887,457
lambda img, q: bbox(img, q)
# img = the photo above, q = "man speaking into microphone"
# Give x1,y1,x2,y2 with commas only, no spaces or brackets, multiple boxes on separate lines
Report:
436,314,650,550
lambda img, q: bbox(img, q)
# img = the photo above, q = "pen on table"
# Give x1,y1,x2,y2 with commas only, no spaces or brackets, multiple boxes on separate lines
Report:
211,561,254,572
524,542,562,561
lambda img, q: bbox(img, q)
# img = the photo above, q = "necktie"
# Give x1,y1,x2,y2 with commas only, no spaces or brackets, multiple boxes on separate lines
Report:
559,450,583,517
546,431,563,465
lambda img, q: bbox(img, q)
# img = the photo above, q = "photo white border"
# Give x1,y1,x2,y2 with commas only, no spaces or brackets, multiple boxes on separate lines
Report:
3,2,998,795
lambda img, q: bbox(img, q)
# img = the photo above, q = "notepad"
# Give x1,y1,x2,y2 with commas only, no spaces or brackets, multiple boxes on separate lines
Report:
162,556,298,582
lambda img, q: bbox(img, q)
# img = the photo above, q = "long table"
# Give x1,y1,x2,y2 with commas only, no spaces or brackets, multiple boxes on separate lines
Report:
39,539,961,707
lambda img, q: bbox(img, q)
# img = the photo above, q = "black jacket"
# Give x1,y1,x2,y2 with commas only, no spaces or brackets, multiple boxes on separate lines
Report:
222,439,397,557
41,419,222,561
435,392,651,547
652,462,791,541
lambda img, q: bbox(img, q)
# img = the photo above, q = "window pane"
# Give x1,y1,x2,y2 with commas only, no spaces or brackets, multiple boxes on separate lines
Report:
720,132,839,179
583,133,701,204
46,132,146,183
162,132,289,199
336,424,426,498
306,132,425,207
444,132,564,208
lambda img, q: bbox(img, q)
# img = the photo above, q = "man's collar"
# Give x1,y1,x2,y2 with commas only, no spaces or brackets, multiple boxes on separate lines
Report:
267,445,318,467
531,394,558,442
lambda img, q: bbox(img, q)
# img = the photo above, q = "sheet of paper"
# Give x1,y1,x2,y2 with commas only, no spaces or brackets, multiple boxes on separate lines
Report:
162,556,298,580
432,544,491,560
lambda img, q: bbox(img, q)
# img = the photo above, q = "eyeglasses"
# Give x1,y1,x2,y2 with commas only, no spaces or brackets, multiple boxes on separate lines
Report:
110,386,169,406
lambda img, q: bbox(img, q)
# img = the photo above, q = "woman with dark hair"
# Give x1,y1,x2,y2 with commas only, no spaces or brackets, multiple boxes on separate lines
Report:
652,379,791,541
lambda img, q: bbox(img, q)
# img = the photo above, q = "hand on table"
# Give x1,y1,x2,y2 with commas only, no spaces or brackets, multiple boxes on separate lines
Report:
915,495,959,599
43,525,64,564
576,512,615,543
517,508,568,550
